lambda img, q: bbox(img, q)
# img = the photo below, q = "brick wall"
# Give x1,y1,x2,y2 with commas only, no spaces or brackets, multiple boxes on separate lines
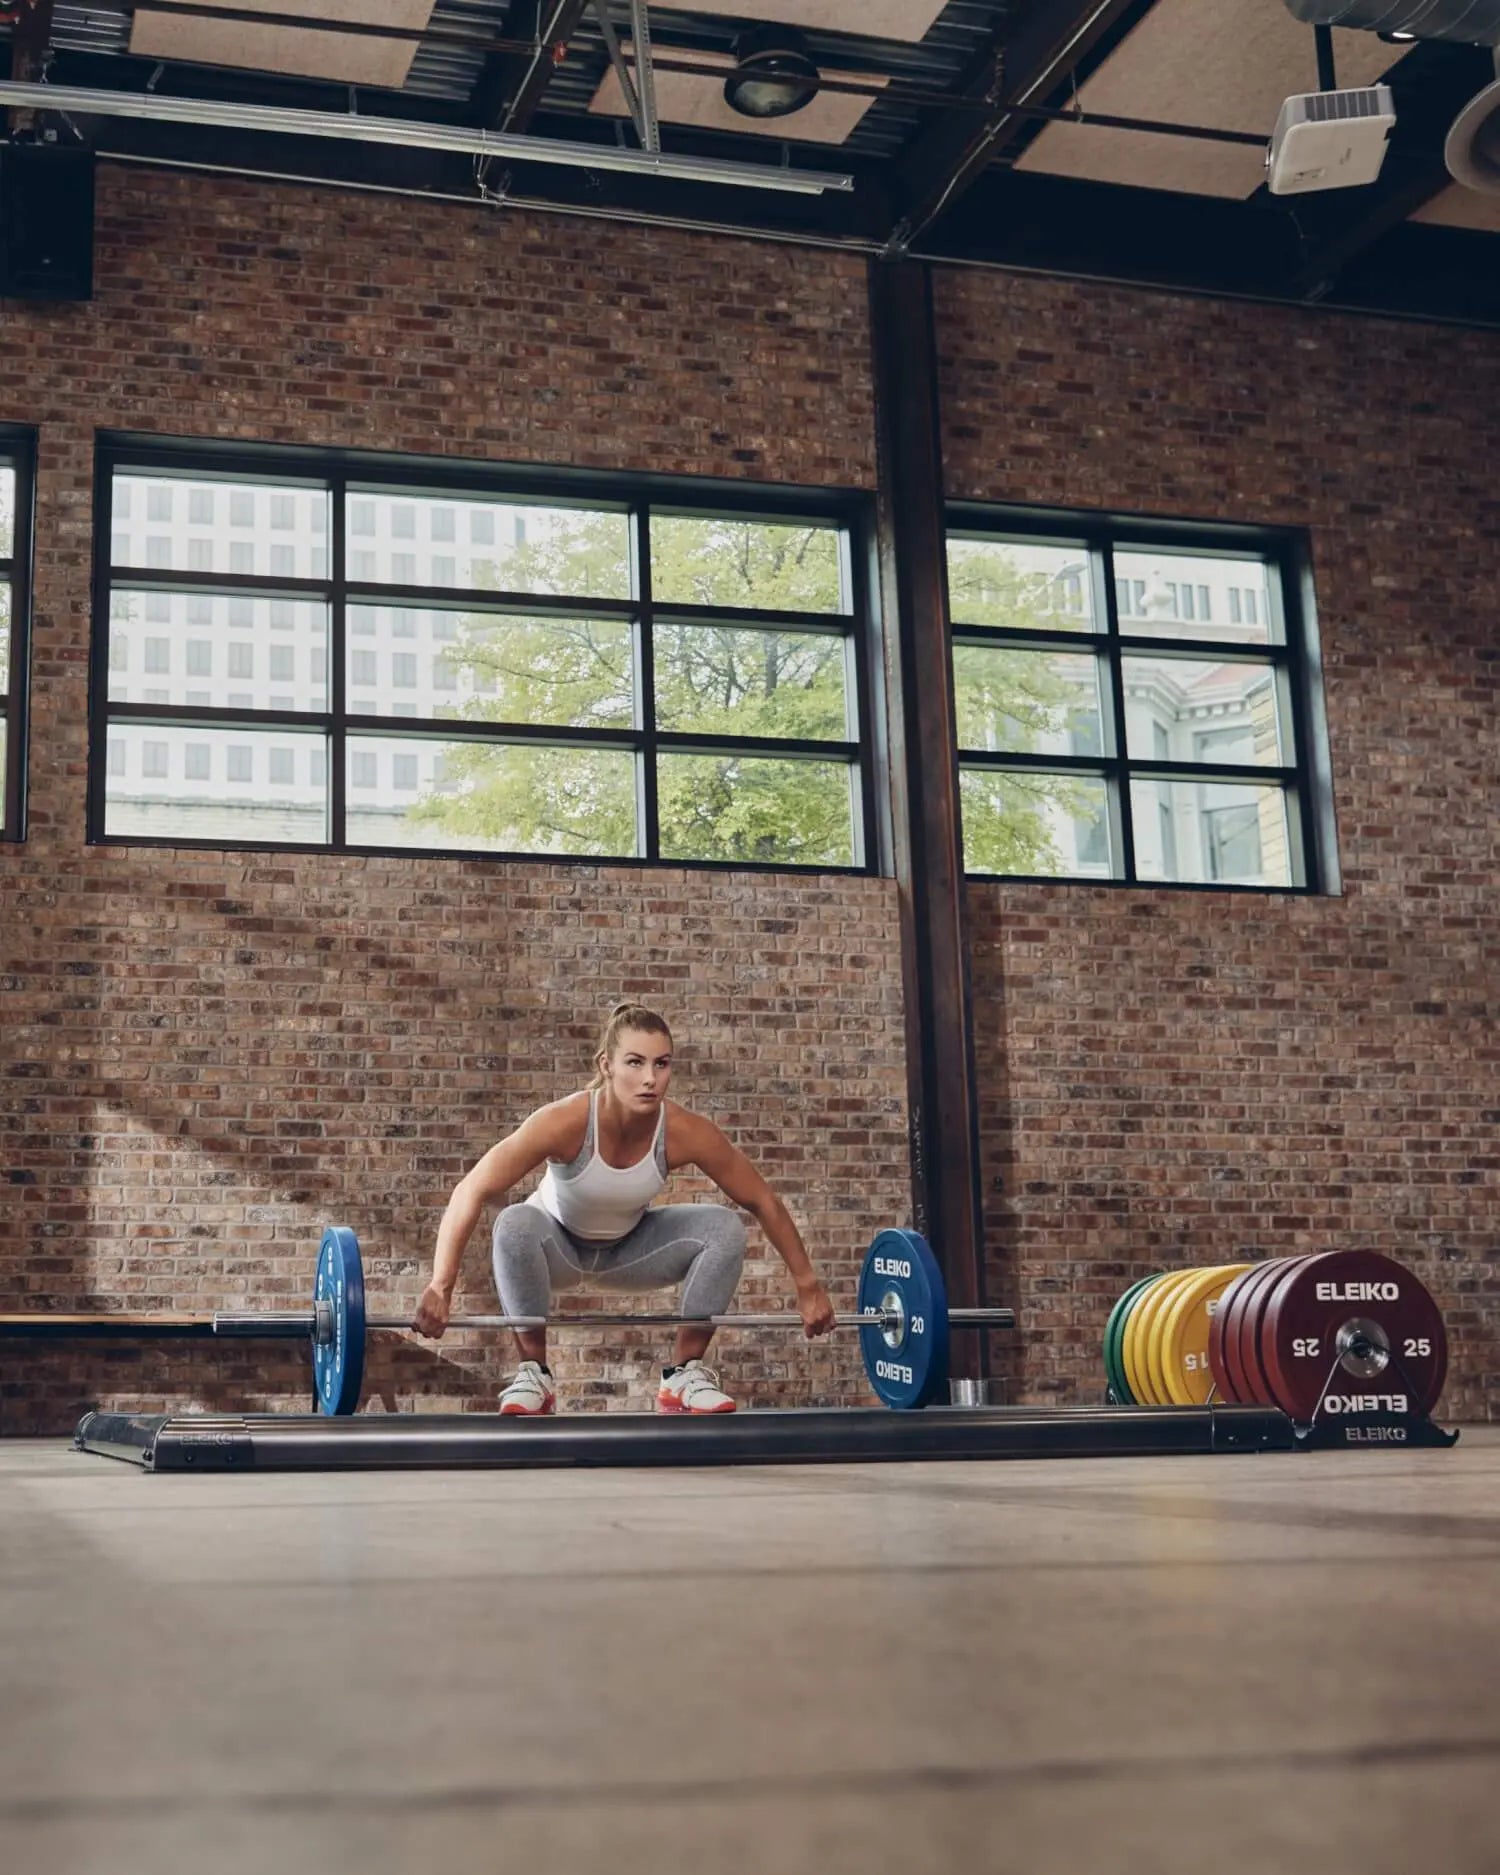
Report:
3,163,1495,1434
937,267,1500,1419
0,168,903,1433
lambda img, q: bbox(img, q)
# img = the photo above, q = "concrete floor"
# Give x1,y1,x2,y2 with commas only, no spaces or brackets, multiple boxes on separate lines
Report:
2,1428,1498,1875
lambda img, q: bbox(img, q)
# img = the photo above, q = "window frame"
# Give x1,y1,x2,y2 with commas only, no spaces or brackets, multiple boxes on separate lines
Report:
946,501,1336,894
89,436,878,875
0,429,36,843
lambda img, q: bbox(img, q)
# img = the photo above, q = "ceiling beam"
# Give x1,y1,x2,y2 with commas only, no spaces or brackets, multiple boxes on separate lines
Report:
888,0,1154,250
1276,41,1497,300
921,165,1500,330
472,0,591,134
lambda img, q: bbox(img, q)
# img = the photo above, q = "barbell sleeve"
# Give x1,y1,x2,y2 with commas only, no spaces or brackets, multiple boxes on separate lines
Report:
213,1310,326,1339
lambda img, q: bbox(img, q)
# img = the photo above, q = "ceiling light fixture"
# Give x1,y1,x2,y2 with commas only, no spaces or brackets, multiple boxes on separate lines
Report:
0,80,853,195
723,26,820,121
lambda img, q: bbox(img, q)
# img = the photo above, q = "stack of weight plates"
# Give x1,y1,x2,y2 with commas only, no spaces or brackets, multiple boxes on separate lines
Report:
1105,1251,1448,1423
1104,1263,1251,1406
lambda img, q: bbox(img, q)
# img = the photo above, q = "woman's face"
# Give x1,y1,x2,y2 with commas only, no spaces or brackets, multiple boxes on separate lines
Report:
602,1027,673,1110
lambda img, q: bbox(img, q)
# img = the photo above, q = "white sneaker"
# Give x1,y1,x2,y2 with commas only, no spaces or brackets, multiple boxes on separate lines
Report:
657,1359,737,1415
499,1361,557,1416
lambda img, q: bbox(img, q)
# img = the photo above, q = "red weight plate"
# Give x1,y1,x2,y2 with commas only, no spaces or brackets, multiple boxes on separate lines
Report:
1241,1256,1321,1411
1231,1257,1306,1409
1245,1260,1327,1410
1206,1265,1263,1403
1259,1249,1448,1424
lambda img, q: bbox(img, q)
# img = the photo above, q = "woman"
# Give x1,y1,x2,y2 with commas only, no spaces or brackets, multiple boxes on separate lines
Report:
413,1002,837,1414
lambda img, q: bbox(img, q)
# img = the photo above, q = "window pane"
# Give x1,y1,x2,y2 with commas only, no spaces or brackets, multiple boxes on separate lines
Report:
947,539,1093,634
344,735,636,857
0,582,9,690
345,606,633,729
650,516,846,614
346,496,630,600
1114,551,1275,645
1131,779,1293,887
657,755,854,866
952,646,1105,757
109,591,328,710
111,476,330,577
0,467,14,560
654,624,849,739
102,725,327,843
960,769,1112,878
1122,657,1285,765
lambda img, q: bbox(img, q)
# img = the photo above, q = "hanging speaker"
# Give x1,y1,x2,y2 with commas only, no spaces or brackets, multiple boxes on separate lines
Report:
0,143,95,301
1445,53,1500,192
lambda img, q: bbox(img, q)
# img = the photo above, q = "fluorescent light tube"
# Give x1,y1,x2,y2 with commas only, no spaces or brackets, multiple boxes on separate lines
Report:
0,82,854,195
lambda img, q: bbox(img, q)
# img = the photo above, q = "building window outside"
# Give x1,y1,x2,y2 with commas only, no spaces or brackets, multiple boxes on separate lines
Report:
0,443,35,838
946,513,1320,890
95,449,869,868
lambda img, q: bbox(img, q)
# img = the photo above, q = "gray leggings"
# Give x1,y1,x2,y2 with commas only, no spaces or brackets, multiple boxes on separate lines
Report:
491,1202,747,1321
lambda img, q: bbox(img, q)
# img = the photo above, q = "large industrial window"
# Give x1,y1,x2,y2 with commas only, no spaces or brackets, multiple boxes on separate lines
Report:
945,507,1331,890
92,441,874,871
0,432,35,841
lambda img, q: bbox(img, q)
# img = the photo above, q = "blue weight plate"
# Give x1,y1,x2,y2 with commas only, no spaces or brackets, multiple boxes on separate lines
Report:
857,1228,950,1410
312,1225,366,1416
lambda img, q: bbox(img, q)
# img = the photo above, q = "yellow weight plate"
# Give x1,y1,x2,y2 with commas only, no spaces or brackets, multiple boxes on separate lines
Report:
1141,1268,1203,1406
1159,1263,1254,1406
1120,1273,1173,1406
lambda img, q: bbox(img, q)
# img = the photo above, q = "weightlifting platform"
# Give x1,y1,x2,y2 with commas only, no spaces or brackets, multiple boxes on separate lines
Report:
73,1403,1296,1472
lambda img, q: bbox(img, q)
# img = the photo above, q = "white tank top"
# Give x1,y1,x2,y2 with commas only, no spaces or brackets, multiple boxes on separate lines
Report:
528,1091,668,1242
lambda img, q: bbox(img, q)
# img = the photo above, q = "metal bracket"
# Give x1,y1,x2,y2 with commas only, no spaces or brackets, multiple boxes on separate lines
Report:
589,0,660,155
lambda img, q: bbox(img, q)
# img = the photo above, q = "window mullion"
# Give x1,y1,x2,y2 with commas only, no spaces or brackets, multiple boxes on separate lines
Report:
329,474,347,848
1095,538,1134,883
632,504,658,863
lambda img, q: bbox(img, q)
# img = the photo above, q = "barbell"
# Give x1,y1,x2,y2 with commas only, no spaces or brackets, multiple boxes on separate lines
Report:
0,1224,1015,1413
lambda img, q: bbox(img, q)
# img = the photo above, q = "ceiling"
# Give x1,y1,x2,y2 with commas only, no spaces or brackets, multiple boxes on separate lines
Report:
2,1,1498,327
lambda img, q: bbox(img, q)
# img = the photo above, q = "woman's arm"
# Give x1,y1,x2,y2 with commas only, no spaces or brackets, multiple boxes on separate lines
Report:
677,1110,837,1337
414,1096,583,1334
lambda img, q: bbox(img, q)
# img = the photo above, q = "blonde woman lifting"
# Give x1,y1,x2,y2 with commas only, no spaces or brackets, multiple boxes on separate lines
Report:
414,1002,837,1414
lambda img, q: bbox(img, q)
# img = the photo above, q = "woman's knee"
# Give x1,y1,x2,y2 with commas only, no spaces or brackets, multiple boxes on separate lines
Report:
703,1207,747,1267
491,1205,548,1266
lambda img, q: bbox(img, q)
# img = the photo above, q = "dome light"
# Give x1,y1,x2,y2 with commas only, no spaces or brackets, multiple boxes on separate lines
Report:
724,27,819,121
